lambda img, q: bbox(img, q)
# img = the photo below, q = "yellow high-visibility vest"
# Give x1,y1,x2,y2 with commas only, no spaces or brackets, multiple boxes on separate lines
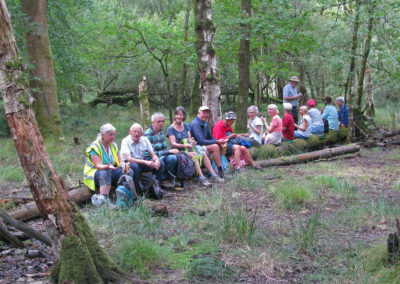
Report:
83,140,119,190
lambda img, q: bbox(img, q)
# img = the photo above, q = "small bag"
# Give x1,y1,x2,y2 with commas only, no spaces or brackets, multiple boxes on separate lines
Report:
181,138,203,166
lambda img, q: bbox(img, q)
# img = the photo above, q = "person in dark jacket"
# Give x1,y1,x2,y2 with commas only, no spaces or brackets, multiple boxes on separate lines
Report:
189,106,227,178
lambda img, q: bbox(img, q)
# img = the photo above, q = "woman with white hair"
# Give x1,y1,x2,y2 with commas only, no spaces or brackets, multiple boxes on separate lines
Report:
238,105,263,146
83,123,132,204
294,106,312,139
282,103,295,141
261,104,283,145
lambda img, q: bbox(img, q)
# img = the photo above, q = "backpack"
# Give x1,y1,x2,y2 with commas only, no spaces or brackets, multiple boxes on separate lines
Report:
116,175,138,207
140,173,164,200
175,152,195,179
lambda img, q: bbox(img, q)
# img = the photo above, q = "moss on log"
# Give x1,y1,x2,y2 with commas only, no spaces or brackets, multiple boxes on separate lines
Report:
250,127,348,160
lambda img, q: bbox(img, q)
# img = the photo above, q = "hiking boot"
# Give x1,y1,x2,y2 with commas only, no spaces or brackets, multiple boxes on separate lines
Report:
199,177,212,188
210,175,224,183
235,167,245,173
161,179,175,189
218,168,225,179
175,179,186,191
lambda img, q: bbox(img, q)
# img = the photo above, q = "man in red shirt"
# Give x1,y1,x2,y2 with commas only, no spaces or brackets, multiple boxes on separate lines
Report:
213,111,261,171
282,103,295,141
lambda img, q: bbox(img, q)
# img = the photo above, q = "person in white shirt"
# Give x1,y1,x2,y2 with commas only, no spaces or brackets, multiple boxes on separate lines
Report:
238,105,263,146
120,123,165,190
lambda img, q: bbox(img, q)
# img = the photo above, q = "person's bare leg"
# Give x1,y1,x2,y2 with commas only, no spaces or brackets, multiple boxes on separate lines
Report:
233,145,241,168
241,146,256,167
194,159,204,177
202,152,215,175
206,144,221,166
99,185,110,195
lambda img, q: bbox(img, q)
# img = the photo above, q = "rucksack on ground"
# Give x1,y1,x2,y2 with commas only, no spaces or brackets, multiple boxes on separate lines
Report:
140,173,164,200
116,174,138,207
175,152,195,179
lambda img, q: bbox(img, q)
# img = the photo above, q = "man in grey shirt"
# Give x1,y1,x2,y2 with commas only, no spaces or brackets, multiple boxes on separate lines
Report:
283,76,303,123
120,123,165,189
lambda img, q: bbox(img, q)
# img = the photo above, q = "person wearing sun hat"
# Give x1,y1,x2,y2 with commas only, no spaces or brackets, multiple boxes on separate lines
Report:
213,111,261,172
306,99,324,134
283,75,303,124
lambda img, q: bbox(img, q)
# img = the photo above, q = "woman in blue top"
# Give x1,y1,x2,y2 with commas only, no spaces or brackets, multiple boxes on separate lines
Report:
85,123,133,203
167,106,224,187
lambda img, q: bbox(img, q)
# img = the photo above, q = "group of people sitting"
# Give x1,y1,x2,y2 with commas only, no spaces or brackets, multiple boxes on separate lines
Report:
83,105,265,204
83,93,349,204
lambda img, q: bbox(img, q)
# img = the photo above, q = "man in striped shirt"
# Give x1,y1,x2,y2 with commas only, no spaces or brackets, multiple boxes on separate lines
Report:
144,112,179,188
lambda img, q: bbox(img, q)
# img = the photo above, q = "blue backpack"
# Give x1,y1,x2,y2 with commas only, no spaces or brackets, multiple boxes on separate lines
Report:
116,185,134,207
116,175,137,207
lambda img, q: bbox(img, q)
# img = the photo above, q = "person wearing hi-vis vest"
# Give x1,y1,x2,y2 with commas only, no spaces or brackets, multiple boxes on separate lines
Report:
83,123,133,204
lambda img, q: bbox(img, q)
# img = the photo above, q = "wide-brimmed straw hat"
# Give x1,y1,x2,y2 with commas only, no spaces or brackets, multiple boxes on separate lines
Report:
289,76,299,82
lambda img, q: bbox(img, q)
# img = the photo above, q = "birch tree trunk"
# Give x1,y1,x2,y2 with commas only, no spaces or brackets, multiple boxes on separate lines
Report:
178,0,191,106
193,0,222,127
364,65,375,116
236,0,251,133
139,76,151,129
0,2,122,282
20,0,62,138
355,0,376,110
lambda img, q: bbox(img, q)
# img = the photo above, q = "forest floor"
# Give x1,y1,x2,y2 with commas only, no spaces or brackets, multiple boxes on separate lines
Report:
1,144,399,283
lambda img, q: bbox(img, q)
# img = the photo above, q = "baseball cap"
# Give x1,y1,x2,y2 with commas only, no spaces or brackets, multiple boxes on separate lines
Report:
289,76,299,82
198,105,210,112
307,99,316,107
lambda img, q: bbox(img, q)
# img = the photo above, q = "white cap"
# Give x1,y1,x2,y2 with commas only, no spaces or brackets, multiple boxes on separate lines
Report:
198,105,210,112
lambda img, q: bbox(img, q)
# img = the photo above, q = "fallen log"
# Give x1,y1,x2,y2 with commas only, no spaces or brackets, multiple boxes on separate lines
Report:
10,186,92,222
256,144,360,168
0,208,51,246
250,127,348,160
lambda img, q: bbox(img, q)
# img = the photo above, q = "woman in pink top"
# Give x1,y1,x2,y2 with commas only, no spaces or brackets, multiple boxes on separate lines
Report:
261,104,283,145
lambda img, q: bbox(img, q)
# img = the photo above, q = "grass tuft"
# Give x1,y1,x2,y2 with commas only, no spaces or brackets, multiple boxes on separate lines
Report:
185,257,236,283
290,210,320,252
117,238,170,278
274,181,311,209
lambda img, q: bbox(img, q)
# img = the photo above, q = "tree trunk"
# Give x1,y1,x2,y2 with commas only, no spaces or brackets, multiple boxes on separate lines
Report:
0,2,122,282
193,0,222,128
356,0,376,110
256,144,360,168
139,77,151,129
235,0,251,133
364,65,375,116
276,76,284,100
20,0,62,138
250,128,348,160
178,0,191,106
345,0,361,143
10,186,92,222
